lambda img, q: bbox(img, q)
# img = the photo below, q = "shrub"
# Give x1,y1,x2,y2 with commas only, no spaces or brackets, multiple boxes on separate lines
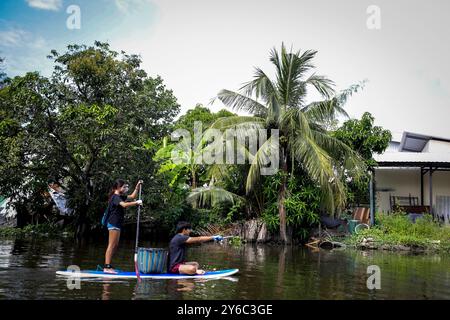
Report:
0,223,73,238
348,213,450,250
261,173,321,240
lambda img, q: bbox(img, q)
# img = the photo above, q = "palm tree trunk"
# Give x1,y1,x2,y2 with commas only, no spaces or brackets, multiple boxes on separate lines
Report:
191,168,197,189
278,147,288,243
191,168,198,208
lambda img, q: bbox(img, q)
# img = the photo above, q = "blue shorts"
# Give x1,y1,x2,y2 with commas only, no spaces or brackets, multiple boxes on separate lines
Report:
107,223,121,231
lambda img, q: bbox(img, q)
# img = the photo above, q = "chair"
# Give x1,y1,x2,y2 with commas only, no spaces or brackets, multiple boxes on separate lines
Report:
389,194,419,212
352,207,370,225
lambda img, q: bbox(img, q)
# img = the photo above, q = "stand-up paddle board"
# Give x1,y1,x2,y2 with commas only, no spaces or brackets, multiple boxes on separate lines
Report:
56,268,239,280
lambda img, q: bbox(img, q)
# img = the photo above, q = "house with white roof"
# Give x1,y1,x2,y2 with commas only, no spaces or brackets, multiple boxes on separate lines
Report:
372,131,450,224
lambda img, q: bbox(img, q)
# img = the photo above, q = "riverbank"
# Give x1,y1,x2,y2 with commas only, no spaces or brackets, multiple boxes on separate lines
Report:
0,224,73,239
343,214,450,252
2,214,449,253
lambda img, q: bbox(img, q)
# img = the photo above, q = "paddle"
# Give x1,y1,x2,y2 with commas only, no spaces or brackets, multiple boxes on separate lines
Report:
134,181,143,283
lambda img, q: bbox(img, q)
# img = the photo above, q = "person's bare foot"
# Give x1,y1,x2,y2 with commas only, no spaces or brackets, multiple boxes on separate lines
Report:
103,268,118,274
196,269,206,275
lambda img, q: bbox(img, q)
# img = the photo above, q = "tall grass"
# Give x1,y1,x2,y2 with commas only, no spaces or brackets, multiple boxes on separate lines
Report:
348,213,450,250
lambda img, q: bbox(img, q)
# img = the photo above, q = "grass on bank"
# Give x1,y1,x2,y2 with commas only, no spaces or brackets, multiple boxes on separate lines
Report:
346,213,450,251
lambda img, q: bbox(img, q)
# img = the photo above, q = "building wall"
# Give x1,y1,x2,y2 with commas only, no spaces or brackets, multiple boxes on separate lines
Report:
374,168,450,213
422,140,450,153
385,141,400,152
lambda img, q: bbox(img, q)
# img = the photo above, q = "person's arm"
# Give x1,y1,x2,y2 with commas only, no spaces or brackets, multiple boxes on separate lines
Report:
185,236,214,244
119,200,142,208
127,180,143,200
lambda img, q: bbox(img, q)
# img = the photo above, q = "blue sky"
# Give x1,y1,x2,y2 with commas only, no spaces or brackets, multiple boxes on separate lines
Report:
0,0,157,74
1,0,450,138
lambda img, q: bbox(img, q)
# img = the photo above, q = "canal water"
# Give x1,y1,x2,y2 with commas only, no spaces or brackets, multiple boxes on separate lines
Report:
0,238,449,300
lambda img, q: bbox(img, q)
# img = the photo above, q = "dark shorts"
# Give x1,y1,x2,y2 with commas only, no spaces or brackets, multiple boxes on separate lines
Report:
107,222,121,231
169,262,186,274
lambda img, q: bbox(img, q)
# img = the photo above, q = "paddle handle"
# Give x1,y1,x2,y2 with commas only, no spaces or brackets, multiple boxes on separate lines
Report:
135,183,142,253
134,183,142,283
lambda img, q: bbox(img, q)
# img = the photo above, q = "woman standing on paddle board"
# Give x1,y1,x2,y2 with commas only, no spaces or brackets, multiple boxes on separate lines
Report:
104,179,143,274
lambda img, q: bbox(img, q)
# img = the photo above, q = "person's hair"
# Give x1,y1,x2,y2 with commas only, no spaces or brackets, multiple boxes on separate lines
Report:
176,221,192,233
108,179,128,201
47,178,59,185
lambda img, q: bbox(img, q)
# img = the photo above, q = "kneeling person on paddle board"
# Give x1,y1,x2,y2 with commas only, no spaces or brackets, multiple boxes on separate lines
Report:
104,179,143,274
168,221,223,275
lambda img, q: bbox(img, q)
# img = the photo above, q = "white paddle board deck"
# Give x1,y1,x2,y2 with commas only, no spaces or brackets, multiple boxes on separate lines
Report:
56,268,239,279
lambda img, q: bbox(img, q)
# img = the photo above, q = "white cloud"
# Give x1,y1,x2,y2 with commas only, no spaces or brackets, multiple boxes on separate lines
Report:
0,28,47,49
114,0,152,13
26,0,62,11
0,29,28,47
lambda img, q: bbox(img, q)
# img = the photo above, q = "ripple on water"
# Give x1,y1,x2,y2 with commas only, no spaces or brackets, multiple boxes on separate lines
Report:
1,240,450,299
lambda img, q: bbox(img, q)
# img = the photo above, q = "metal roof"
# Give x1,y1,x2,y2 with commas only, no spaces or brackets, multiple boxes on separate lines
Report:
374,131,450,168
374,152,450,167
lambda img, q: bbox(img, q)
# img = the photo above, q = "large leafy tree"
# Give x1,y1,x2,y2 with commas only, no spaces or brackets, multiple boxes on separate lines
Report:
333,112,392,205
333,112,392,167
175,104,235,132
0,42,179,237
154,105,236,190
215,44,366,243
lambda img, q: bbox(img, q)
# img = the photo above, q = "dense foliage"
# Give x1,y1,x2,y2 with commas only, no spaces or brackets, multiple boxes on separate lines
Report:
261,171,321,240
215,44,367,242
0,43,398,244
175,104,235,132
0,42,180,237
333,112,391,205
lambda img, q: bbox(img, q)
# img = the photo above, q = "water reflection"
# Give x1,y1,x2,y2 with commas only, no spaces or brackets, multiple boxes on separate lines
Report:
175,280,196,292
102,283,111,300
0,238,450,300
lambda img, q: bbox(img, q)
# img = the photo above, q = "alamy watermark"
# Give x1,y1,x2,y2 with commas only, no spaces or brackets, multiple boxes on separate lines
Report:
170,122,279,176
367,265,381,290
66,265,81,290
66,5,81,30
367,5,381,30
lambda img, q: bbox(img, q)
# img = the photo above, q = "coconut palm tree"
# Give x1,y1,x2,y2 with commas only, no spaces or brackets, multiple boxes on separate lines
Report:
214,44,366,243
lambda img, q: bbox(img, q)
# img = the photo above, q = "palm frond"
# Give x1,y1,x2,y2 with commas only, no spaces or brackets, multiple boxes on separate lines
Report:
300,80,366,124
304,73,335,99
210,116,265,164
310,129,367,182
207,164,231,183
216,89,267,116
210,116,265,130
302,99,349,124
239,67,278,102
246,135,279,194
186,186,244,208
278,45,318,107
336,80,367,105
290,135,343,210
239,67,282,121
280,107,313,139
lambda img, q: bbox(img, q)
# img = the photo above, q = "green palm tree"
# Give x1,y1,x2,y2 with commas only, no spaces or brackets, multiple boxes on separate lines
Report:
214,44,366,243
